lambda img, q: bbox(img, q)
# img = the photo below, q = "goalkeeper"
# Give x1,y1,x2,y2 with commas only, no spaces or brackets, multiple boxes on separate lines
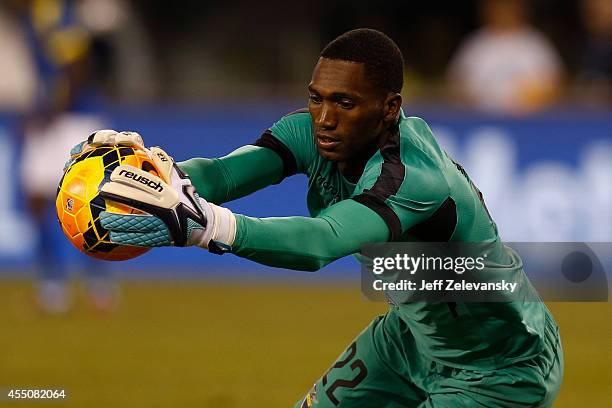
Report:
71,29,563,407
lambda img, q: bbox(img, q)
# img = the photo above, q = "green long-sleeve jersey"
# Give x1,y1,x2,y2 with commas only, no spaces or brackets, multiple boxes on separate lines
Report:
179,109,551,370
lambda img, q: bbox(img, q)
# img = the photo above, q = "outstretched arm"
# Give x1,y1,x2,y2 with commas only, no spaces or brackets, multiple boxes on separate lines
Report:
178,144,285,205
96,137,390,271
99,147,389,270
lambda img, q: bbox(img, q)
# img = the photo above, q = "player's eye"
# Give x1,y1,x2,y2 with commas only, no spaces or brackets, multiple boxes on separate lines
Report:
338,99,355,110
309,93,323,104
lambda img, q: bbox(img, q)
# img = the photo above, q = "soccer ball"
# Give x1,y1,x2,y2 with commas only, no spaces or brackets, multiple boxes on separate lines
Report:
56,144,161,261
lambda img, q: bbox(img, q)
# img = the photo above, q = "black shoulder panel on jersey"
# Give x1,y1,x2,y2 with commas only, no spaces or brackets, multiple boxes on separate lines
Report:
252,130,298,181
351,128,403,240
406,197,457,241
352,194,402,240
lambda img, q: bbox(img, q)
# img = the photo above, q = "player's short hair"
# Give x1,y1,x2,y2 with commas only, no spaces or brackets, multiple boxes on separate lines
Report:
320,28,404,94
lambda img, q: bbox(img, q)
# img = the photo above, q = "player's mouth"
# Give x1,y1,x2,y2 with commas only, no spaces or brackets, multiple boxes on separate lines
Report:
316,133,341,149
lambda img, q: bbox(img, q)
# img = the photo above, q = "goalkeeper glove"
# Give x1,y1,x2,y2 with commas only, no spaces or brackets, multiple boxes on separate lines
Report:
64,129,145,171
98,147,236,252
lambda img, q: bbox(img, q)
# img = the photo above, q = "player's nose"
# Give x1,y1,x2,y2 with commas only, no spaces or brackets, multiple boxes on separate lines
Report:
315,102,337,130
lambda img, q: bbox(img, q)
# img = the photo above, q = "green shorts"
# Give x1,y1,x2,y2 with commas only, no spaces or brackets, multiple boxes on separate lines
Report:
295,309,563,408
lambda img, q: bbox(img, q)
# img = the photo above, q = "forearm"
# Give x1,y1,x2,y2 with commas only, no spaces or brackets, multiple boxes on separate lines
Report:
231,200,389,271
178,145,284,204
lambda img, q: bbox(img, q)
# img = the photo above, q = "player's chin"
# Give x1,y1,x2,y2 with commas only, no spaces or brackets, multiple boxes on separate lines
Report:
316,146,345,162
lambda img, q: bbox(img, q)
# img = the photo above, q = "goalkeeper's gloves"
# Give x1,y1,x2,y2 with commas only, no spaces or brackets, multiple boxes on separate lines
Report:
64,129,146,171
98,146,236,252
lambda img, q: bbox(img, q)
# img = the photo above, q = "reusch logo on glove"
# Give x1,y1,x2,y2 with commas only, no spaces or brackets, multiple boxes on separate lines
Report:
118,169,164,193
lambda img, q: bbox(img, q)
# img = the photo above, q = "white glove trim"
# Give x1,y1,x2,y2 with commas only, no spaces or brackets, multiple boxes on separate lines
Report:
202,203,237,247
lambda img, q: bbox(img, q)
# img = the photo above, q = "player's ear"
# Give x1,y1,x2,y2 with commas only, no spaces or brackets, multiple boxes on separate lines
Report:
383,93,402,124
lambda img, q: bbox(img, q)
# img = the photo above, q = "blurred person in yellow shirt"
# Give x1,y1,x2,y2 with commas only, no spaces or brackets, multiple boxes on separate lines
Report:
7,0,115,314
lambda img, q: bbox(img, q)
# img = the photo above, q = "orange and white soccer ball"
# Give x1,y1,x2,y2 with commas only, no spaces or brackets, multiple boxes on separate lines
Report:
56,144,161,261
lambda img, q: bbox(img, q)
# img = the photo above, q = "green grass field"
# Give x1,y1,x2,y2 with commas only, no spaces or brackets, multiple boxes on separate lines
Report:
0,280,610,407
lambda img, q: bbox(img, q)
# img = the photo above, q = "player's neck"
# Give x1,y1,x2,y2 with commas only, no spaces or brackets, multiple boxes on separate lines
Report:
339,162,364,183
339,126,395,183
376,124,395,149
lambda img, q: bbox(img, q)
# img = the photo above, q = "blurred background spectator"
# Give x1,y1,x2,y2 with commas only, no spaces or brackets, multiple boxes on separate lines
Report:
446,0,563,114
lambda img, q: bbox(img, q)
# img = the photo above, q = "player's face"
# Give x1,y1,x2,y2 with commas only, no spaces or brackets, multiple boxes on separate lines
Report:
308,58,396,169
